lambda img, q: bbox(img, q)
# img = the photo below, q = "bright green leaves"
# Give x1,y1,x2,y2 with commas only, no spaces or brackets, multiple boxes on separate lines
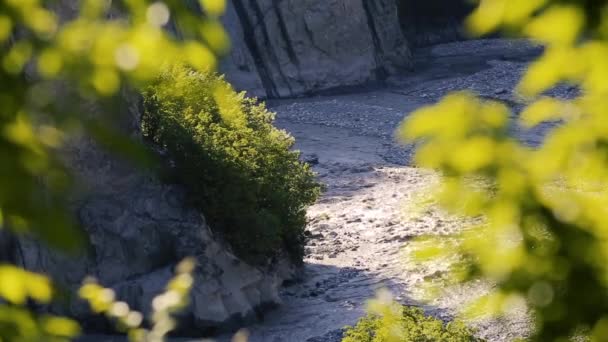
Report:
141,65,320,264
79,258,196,342
520,97,575,128
37,48,63,78
3,41,33,75
524,5,584,46
0,258,196,342
40,316,81,339
399,92,510,173
0,307,81,341
0,0,230,249
183,41,217,72
466,0,548,36
0,15,12,42
0,265,80,342
3,0,58,39
2,0,229,94
400,1,608,340
200,0,226,17
0,1,229,340
0,265,52,304
343,289,482,342
80,0,112,20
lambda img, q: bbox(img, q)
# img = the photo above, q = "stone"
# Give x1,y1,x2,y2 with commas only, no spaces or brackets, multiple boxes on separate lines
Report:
220,0,412,98
302,153,320,165
318,223,331,230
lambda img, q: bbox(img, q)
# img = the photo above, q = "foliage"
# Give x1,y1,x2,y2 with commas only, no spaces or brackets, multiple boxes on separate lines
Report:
400,0,608,340
0,264,80,341
1,0,227,250
0,0,227,340
342,290,481,342
141,65,321,264
79,258,196,342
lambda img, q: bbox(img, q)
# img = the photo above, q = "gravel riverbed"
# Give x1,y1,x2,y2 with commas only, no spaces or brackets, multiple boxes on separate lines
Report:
219,38,560,342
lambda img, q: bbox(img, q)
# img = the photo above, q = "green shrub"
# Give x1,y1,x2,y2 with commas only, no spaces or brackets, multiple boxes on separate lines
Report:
141,65,321,264
343,305,482,342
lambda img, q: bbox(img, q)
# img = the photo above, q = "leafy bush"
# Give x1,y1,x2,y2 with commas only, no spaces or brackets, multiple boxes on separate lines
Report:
343,301,481,342
141,65,321,264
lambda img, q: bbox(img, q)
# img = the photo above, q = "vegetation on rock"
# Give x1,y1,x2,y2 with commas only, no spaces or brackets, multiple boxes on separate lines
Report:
141,65,321,264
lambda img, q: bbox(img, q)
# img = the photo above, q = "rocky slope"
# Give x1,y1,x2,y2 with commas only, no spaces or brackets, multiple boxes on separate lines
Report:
0,92,295,334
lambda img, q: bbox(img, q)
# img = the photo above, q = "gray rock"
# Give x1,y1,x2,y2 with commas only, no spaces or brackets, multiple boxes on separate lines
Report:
3,88,294,333
306,329,345,342
302,153,320,165
220,0,411,98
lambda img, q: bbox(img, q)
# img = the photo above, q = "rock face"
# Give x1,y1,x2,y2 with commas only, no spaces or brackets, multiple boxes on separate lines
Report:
220,0,412,98
1,94,294,334
219,0,475,98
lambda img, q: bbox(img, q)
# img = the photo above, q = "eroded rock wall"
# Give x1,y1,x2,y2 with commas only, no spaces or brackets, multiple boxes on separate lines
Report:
220,0,412,98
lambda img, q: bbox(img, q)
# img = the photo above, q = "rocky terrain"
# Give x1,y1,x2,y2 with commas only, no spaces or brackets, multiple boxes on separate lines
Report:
74,37,558,342
4,1,571,341
220,0,410,98
66,34,570,342
220,0,479,98
211,38,563,342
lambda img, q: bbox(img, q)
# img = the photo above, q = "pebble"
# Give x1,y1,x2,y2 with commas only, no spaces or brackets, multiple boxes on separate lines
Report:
303,154,320,165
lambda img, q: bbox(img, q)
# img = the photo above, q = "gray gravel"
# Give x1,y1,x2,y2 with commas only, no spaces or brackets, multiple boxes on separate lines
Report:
240,38,548,342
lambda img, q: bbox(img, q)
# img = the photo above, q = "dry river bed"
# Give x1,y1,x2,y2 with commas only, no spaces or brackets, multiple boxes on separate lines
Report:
216,38,568,342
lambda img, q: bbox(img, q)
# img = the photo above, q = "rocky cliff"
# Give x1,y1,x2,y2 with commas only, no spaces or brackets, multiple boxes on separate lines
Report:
220,0,473,98
220,0,412,98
